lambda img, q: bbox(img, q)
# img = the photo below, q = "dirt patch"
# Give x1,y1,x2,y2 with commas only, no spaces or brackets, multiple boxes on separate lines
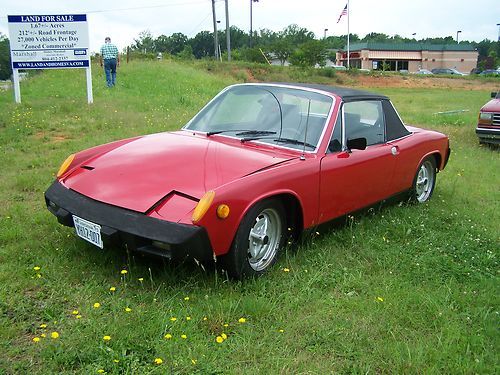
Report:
351,74,499,91
34,132,70,142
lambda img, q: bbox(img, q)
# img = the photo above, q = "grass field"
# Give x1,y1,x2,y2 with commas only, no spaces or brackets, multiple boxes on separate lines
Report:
0,60,498,374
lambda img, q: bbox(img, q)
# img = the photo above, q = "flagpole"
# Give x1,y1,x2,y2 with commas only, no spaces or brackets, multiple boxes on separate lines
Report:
347,0,350,69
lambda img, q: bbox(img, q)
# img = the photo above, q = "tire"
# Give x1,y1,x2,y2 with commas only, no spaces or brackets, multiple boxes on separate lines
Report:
221,199,286,279
411,156,437,203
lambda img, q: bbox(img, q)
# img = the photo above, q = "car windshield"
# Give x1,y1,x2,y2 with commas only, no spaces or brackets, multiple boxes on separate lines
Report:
184,85,333,151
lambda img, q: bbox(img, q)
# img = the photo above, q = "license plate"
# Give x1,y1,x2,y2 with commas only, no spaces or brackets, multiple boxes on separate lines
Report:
73,215,103,249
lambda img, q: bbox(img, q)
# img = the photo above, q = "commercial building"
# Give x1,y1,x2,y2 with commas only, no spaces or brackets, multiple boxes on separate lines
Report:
336,43,478,73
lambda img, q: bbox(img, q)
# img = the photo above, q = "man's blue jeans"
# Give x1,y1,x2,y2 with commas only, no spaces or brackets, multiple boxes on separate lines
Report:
104,59,117,87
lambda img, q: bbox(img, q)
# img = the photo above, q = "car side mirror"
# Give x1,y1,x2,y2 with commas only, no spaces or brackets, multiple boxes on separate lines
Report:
347,137,367,151
492,92,498,98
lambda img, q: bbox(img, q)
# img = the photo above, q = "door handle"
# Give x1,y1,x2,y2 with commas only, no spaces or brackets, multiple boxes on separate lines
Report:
391,146,399,156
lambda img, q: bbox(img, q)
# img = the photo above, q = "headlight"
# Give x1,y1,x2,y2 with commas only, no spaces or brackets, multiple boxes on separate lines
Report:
56,154,75,177
191,191,215,223
479,112,493,121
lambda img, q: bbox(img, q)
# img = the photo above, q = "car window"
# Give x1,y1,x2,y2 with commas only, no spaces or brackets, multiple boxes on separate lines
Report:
344,101,385,146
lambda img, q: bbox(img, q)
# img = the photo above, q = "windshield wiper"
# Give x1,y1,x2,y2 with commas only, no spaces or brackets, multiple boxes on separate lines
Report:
206,130,276,137
273,138,316,149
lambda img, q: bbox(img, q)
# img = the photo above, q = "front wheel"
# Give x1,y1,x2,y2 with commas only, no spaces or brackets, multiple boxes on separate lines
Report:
411,156,437,203
221,199,286,279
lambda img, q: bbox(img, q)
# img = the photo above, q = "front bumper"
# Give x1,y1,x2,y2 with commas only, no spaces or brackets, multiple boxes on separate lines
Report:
44,181,213,261
476,127,500,145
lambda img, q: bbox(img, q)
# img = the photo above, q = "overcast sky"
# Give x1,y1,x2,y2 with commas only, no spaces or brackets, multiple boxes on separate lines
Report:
1,0,499,52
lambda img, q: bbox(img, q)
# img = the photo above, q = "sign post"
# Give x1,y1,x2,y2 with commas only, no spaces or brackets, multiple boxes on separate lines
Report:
7,14,92,104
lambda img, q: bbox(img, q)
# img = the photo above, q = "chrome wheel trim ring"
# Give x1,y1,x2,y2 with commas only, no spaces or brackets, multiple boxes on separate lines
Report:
247,208,282,271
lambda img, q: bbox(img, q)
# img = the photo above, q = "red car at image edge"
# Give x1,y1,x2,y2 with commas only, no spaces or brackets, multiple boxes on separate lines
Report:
45,83,451,279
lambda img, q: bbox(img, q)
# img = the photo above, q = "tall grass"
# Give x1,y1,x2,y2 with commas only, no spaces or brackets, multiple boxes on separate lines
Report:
0,61,498,374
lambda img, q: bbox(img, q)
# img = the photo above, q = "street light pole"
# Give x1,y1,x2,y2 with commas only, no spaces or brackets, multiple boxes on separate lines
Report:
456,30,462,43
324,28,328,39
497,23,500,42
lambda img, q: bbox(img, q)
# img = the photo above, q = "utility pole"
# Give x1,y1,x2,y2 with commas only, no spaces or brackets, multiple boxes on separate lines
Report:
250,0,258,47
212,0,219,59
456,30,462,43
225,0,231,61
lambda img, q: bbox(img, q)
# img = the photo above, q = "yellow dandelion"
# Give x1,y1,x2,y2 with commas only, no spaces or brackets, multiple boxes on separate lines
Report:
33,266,41,271
283,268,290,272
40,333,46,338
124,307,132,312
103,335,111,341
50,331,59,339
278,329,284,333
164,333,172,339
203,317,208,321
154,358,163,365
76,315,82,319
377,296,384,302
181,334,187,339
97,370,105,374
216,336,224,343
223,323,229,327
184,296,190,301
238,318,246,323
138,277,144,282
93,302,101,309
72,310,79,315
39,323,47,328
36,273,42,278
109,287,116,292
170,317,177,322
186,316,191,321
120,269,128,275
113,359,119,363
221,333,227,340
32,337,40,343
191,359,197,365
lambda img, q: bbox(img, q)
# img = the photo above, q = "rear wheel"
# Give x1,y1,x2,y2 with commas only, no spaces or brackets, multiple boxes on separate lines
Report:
221,199,286,279
411,157,437,203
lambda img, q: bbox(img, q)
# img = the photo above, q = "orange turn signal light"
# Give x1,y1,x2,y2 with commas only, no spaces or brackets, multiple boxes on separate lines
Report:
216,204,230,219
192,191,215,223
57,154,75,177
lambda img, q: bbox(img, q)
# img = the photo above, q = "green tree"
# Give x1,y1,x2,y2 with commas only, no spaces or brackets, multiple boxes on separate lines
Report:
133,30,155,53
190,31,214,59
0,34,12,80
289,40,327,67
269,37,293,65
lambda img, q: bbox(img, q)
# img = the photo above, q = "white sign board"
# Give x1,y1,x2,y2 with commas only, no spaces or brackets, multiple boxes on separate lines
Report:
7,14,92,103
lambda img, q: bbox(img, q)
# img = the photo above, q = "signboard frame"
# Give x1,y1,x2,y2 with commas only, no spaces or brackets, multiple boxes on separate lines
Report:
7,14,93,104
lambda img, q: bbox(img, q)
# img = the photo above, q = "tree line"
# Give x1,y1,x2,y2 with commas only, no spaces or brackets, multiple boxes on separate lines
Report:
1,25,499,80
128,25,500,69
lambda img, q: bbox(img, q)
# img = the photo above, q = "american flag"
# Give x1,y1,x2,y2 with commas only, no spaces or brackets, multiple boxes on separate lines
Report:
337,4,347,23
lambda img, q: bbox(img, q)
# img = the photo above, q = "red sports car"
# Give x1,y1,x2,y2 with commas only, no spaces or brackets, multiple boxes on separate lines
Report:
45,83,450,278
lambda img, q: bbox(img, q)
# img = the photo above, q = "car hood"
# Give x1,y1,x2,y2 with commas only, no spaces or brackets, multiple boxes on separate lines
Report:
481,98,500,112
63,131,296,213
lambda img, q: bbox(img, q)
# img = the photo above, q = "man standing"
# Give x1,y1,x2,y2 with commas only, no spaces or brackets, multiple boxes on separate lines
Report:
100,37,120,87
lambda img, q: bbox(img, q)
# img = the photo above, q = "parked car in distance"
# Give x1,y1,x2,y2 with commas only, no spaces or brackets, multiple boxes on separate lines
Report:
470,68,482,75
331,65,347,70
414,69,433,75
476,91,500,145
479,69,500,76
431,68,466,76
45,83,451,279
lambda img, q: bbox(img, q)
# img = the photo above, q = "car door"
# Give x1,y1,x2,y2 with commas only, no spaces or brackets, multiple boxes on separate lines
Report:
319,100,397,222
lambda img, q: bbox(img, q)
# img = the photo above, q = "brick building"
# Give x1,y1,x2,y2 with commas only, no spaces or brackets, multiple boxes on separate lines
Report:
336,43,478,73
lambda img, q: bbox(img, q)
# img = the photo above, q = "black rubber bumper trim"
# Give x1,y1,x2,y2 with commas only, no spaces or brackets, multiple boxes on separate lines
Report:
44,181,213,260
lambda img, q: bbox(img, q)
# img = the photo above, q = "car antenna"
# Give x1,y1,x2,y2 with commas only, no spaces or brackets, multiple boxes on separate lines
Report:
300,99,311,161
